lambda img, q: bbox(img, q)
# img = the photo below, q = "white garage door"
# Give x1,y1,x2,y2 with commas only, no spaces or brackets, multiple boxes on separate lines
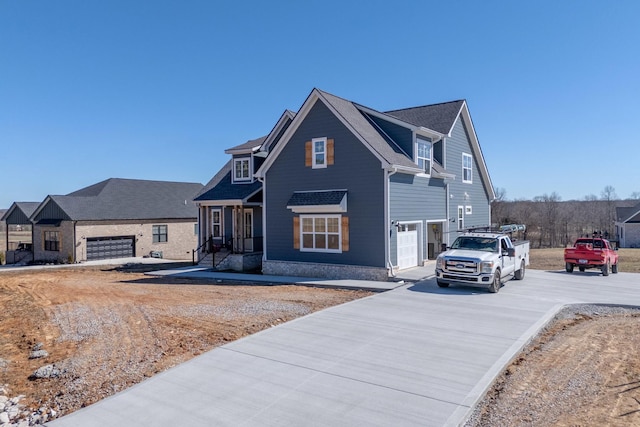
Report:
397,224,418,270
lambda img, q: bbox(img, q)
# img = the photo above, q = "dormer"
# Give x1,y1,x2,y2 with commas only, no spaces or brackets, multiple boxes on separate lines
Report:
225,136,266,184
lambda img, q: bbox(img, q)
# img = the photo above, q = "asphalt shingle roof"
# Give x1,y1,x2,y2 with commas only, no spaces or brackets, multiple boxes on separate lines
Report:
40,178,203,221
385,100,465,135
316,90,419,171
226,136,267,152
193,171,262,202
287,190,347,207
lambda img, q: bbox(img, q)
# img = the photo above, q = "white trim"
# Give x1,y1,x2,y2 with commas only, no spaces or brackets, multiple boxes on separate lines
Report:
312,137,328,169
457,102,495,200
462,152,473,184
416,137,432,176
256,89,392,179
299,214,342,253
233,157,252,182
458,205,464,230
211,208,222,238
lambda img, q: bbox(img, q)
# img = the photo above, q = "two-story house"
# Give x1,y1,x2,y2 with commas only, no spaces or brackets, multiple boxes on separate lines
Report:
196,89,494,280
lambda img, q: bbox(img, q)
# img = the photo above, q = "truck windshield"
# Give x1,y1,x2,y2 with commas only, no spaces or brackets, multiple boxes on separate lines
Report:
451,236,498,252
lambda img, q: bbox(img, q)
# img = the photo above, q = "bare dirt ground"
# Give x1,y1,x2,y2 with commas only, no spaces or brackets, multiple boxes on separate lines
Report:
0,266,372,424
2,248,640,426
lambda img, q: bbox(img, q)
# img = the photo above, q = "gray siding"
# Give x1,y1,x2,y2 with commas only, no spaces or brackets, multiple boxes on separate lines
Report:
446,117,491,240
367,115,413,156
33,200,71,221
5,208,31,224
389,173,447,264
265,100,386,268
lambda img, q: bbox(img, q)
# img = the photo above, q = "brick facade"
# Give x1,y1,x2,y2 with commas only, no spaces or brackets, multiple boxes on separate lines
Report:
33,219,198,262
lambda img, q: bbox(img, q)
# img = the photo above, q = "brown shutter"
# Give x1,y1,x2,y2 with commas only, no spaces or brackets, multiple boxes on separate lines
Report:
341,216,349,251
293,216,300,249
327,138,334,165
305,141,312,167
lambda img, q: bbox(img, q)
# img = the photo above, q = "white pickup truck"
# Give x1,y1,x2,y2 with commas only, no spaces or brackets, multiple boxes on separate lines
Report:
435,228,530,293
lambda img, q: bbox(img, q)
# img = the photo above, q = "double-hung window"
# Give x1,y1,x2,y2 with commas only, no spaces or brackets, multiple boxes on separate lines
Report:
301,215,341,252
44,231,60,251
312,137,327,168
462,153,473,183
234,158,251,182
153,225,168,243
416,138,432,174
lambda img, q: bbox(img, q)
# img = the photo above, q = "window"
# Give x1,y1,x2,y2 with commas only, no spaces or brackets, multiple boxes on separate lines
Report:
233,158,251,182
194,223,199,236
301,215,341,252
212,209,221,238
44,231,60,251
458,206,464,230
312,137,327,168
416,138,432,174
152,225,168,243
462,153,473,183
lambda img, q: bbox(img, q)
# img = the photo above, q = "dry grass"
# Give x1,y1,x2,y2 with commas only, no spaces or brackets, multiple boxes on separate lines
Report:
530,248,640,273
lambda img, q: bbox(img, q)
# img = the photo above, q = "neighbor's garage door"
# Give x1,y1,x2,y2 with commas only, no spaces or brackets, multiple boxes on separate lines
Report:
397,224,418,270
86,236,135,261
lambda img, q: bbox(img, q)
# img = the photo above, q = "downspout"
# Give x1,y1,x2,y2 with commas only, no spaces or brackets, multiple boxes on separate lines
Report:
386,167,398,277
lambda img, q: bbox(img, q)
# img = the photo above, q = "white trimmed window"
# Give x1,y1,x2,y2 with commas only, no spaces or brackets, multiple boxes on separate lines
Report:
462,153,472,183
458,206,464,230
312,137,327,169
233,158,251,182
416,138,432,174
212,209,221,238
301,215,341,252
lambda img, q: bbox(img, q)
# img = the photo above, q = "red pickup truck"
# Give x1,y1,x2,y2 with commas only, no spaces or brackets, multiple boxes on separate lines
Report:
564,238,619,276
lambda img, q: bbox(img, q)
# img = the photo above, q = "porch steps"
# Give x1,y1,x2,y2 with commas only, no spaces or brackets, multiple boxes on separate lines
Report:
197,250,232,270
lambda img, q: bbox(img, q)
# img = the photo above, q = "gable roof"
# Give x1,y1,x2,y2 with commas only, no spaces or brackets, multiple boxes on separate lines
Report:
256,88,424,178
1,201,41,223
255,89,495,200
385,100,465,135
32,178,203,222
617,202,640,223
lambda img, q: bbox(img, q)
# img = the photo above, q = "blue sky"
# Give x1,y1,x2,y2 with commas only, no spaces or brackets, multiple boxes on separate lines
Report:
1,0,639,208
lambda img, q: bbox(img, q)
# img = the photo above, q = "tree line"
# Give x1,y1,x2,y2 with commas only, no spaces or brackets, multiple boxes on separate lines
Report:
491,186,639,248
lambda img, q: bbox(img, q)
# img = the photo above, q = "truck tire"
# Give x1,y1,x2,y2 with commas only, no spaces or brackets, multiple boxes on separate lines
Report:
436,280,449,288
602,261,610,276
565,262,574,273
514,260,525,280
612,262,618,274
489,270,501,293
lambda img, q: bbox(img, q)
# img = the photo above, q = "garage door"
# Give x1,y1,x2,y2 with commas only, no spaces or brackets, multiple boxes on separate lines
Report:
397,224,418,270
86,236,135,261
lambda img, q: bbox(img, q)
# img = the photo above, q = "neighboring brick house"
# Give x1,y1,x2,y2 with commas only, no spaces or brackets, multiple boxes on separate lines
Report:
29,178,203,263
197,88,495,280
615,202,640,248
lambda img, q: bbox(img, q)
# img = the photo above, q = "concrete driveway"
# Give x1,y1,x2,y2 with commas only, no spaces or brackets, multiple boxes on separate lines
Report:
48,269,640,427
